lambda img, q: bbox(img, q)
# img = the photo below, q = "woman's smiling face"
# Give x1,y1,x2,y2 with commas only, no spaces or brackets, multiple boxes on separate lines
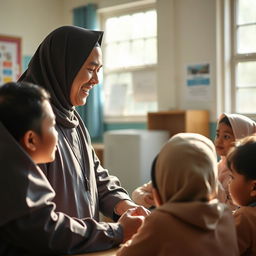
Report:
70,46,102,106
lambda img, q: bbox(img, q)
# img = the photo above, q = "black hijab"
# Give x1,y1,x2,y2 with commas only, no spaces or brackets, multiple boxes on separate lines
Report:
18,26,103,128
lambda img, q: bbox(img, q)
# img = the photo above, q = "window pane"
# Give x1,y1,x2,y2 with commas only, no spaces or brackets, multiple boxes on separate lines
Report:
132,70,157,102
104,73,131,116
103,8,157,117
236,88,256,113
105,44,119,69
144,11,157,37
131,12,145,38
237,61,256,87
104,73,118,95
104,71,157,116
144,38,157,64
105,17,119,43
118,15,131,41
104,9,157,70
237,25,256,54
131,39,144,66
237,0,256,25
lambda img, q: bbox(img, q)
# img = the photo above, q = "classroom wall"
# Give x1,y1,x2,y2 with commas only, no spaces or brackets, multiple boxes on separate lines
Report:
0,0,65,56
156,0,222,123
172,0,221,138
175,0,220,120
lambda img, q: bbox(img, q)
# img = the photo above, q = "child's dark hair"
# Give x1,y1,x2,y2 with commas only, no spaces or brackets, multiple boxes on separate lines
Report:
151,155,159,190
0,82,50,141
227,136,256,180
219,115,231,127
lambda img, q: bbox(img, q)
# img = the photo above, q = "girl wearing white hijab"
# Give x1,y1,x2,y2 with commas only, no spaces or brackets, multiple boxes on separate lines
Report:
215,113,256,210
117,133,239,256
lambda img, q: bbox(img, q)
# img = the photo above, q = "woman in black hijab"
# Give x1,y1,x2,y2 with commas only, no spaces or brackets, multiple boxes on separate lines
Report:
18,25,148,248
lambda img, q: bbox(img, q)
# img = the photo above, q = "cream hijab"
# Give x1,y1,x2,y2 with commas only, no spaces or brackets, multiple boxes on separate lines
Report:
154,133,224,230
219,113,256,140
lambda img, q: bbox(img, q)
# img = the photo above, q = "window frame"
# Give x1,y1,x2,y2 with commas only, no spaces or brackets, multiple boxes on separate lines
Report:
231,0,256,117
99,2,157,123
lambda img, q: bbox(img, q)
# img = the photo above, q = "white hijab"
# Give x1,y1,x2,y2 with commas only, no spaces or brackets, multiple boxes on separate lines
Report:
219,113,256,140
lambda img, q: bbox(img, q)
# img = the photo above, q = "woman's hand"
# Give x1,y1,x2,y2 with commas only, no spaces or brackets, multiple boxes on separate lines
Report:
114,200,150,216
118,207,145,242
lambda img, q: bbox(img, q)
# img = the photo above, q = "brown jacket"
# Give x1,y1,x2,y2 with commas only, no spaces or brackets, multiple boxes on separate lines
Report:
233,206,256,255
117,202,238,256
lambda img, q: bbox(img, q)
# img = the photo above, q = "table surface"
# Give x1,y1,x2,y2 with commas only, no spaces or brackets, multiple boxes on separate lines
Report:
66,248,118,256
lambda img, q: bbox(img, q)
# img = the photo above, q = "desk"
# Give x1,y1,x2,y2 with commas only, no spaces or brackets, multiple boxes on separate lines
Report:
68,248,117,256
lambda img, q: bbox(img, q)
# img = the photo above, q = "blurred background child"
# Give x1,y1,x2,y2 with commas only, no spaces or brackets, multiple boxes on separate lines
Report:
227,136,256,255
133,112,256,210
215,113,256,210
117,133,239,256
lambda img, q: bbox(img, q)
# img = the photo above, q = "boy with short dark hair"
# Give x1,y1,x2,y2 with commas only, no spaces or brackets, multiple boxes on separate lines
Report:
0,82,143,255
227,135,256,255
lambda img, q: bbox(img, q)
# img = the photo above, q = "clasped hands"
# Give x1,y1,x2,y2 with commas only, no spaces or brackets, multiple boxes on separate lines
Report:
115,200,150,242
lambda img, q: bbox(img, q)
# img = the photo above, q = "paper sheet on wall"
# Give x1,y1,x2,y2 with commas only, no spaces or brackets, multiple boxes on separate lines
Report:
185,63,211,101
105,83,127,115
132,70,157,102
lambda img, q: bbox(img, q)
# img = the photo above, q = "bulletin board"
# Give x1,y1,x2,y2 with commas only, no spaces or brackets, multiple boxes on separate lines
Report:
0,35,21,85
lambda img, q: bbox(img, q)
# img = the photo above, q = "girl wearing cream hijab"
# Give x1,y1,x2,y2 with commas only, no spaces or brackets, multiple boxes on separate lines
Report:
215,113,256,210
117,133,239,256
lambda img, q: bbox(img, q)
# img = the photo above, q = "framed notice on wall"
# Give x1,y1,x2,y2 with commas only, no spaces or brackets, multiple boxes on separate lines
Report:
0,35,21,85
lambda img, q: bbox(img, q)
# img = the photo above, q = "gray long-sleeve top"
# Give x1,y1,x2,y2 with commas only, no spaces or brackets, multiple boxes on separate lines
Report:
40,120,131,220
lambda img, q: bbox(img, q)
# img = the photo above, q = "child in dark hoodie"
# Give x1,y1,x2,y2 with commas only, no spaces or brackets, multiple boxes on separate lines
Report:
0,82,143,255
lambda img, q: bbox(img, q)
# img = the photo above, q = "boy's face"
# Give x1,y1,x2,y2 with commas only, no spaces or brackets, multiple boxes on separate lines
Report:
29,100,58,164
214,122,235,157
229,166,255,206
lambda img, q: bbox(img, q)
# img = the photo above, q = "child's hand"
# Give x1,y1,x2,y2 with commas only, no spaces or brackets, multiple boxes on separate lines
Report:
129,205,151,217
132,181,155,208
118,208,145,242
144,192,155,207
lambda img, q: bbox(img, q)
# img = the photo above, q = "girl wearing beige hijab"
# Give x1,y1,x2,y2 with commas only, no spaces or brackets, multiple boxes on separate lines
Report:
117,133,239,256
215,113,256,210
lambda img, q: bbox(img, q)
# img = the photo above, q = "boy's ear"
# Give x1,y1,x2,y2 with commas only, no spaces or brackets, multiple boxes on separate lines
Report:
152,188,163,207
20,130,38,152
250,180,256,197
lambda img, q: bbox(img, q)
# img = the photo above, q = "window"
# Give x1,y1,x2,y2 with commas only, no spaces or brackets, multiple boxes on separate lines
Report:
232,0,256,114
100,6,157,120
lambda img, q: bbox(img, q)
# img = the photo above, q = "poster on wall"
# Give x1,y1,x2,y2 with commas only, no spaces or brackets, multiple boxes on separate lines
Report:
0,35,21,85
185,63,211,101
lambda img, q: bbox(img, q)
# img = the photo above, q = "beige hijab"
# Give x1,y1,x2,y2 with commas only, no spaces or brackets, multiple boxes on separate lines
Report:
155,133,224,231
